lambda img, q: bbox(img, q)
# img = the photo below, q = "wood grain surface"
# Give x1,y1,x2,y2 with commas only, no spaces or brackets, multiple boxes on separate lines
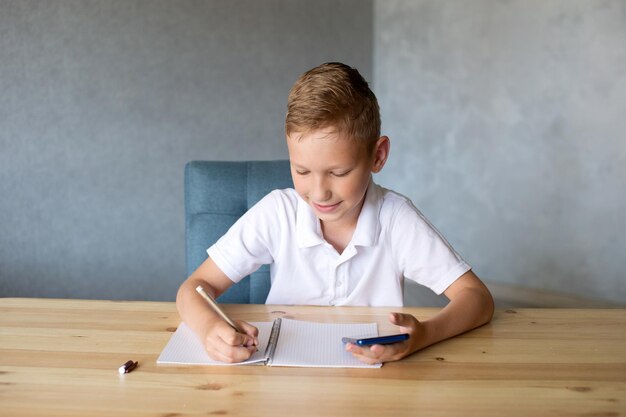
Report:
1,298,624,417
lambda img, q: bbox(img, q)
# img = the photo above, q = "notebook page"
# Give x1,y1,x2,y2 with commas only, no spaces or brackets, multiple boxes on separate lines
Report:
270,318,382,368
157,322,273,366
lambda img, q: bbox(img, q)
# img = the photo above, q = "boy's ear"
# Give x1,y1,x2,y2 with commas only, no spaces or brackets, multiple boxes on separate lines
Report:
371,136,390,173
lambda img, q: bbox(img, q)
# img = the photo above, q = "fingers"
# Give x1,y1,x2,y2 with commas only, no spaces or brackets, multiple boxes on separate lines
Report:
345,341,408,365
236,320,259,347
205,321,259,363
389,312,419,330
206,343,256,363
347,313,422,364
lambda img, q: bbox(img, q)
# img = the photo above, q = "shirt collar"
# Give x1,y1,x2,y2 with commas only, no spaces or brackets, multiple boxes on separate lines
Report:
296,194,325,248
350,180,382,247
295,180,382,249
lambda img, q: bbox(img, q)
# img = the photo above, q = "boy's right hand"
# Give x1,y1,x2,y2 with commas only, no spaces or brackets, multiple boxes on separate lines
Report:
204,319,259,363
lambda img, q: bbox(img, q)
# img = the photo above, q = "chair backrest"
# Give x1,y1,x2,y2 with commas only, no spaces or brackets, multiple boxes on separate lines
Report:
184,160,293,303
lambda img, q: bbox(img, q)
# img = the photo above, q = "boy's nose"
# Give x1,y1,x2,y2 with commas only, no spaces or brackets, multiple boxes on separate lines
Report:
311,177,331,202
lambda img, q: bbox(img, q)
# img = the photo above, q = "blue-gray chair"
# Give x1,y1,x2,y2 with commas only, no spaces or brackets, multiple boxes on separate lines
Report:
184,160,293,303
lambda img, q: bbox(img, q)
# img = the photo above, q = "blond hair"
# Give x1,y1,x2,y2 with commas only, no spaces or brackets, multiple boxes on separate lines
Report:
285,62,380,151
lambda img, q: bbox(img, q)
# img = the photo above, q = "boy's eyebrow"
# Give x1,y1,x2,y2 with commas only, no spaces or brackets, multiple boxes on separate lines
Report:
290,163,308,170
291,162,354,171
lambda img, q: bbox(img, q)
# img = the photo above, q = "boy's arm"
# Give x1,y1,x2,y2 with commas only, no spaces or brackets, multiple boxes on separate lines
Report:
346,270,494,364
176,257,259,363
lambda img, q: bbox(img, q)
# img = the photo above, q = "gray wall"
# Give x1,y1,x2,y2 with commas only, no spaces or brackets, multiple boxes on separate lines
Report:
374,0,626,303
0,0,373,300
3,0,624,305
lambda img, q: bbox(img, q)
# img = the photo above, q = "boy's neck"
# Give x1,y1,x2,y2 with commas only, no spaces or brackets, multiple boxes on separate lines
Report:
319,197,365,254
320,221,355,255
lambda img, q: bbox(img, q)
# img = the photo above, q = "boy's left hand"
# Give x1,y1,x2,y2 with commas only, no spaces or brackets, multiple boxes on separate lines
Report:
345,312,423,364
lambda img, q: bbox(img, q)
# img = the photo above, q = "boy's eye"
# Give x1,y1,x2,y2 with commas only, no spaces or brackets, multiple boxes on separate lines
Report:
296,170,310,176
331,170,350,177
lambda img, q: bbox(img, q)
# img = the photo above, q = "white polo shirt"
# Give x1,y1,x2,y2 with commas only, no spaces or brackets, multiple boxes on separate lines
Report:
207,181,470,307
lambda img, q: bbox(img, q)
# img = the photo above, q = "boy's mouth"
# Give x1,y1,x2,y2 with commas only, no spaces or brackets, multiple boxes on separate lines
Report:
312,201,341,213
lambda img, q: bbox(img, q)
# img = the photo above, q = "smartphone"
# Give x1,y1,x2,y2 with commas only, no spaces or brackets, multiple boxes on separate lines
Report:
341,333,409,346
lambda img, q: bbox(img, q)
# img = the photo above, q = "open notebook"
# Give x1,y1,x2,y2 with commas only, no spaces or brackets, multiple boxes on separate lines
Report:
157,318,382,368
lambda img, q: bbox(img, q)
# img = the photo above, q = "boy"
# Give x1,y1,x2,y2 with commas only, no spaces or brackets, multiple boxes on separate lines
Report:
176,62,494,364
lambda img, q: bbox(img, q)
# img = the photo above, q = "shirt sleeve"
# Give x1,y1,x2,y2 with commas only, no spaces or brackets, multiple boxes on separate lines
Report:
207,192,278,283
390,201,471,295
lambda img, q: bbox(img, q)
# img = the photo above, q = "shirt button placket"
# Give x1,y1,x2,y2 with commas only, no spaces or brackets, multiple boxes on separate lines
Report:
329,256,343,305
334,263,345,302
328,259,337,305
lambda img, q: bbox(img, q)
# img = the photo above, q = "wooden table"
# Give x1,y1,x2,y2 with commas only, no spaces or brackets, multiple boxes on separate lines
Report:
0,298,624,416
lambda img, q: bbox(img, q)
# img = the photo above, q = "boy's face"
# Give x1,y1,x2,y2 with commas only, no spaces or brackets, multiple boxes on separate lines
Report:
286,127,388,231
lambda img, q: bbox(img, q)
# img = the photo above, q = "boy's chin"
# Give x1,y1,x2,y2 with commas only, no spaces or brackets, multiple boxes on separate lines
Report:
314,209,352,225
312,208,340,221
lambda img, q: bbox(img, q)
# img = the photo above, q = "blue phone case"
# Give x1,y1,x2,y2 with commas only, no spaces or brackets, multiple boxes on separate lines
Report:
342,333,409,346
